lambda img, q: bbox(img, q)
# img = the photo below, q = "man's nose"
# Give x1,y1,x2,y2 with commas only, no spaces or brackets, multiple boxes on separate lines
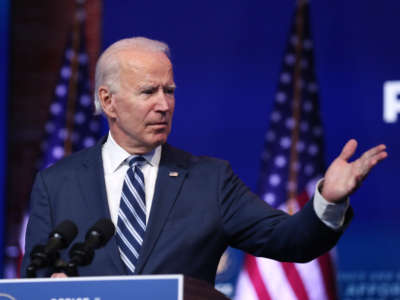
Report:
155,91,171,112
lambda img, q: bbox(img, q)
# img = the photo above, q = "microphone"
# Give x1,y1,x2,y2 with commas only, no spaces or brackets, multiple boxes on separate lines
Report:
63,218,115,276
26,220,78,277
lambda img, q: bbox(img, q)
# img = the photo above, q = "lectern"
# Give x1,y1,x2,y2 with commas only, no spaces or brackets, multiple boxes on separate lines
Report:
0,275,230,300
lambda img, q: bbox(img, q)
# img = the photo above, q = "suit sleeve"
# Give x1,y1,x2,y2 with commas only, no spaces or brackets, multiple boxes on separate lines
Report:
20,172,55,277
217,161,350,262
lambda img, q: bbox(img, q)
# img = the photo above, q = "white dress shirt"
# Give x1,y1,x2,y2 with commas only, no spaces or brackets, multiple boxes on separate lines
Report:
102,132,348,231
102,133,161,226
313,179,349,230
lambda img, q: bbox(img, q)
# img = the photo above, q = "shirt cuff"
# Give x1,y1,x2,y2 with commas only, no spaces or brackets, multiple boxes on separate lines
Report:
313,178,349,230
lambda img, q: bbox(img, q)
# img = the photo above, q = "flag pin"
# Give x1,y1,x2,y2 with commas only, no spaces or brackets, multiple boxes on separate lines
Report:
169,171,179,177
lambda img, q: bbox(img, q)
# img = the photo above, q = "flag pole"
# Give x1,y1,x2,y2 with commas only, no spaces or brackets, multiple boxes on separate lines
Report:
64,0,85,156
287,0,306,214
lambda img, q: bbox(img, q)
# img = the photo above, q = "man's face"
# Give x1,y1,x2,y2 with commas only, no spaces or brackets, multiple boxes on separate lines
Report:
104,50,176,154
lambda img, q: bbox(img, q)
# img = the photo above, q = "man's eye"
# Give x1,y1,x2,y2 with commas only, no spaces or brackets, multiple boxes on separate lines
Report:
164,88,175,95
142,89,155,94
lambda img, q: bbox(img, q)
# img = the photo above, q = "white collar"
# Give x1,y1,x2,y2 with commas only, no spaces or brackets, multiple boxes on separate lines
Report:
103,132,162,173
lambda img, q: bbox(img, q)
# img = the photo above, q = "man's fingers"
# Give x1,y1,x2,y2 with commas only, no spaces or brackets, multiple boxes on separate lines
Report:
363,145,387,168
368,150,388,168
357,146,388,178
339,139,358,161
363,144,387,160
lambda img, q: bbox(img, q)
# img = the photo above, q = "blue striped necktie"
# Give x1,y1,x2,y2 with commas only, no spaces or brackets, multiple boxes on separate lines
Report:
116,156,147,274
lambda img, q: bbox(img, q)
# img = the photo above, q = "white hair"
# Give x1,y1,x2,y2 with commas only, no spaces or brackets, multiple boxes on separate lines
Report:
93,37,170,115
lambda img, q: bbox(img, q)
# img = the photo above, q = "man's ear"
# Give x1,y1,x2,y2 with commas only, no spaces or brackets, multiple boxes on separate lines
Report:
98,86,117,118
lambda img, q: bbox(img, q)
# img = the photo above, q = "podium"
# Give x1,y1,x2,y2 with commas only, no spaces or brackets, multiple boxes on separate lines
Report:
0,275,230,300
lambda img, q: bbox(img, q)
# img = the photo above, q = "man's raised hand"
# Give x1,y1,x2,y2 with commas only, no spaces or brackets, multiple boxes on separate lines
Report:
321,139,387,203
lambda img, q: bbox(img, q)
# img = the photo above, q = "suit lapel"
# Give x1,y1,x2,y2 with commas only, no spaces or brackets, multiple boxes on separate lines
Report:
135,144,189,273
76,136,126,274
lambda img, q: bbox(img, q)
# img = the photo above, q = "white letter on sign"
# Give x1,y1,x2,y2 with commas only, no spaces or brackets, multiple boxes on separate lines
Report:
384,81,400,123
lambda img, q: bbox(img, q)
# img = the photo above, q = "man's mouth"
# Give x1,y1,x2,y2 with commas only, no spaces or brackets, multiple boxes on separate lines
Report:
148,122,169,129
149,121,168,125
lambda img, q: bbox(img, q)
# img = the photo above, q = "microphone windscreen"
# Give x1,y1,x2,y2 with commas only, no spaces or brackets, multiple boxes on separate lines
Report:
50,220,78,248
86,218,115,247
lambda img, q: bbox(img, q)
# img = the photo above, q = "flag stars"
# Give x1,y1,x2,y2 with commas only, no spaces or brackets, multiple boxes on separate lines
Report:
280,137,291,149
304,101,313,112
285,54,296,66
271,111,282,122
286,117,295,129
257,11,324,213
65,49,73,60
308,144,319,155
83,137,96,147
50,103,62,115
265,130,276,142
90,120,100,132
276,92,287,103
40,26,101,170
275,155,287,168
78,53,88,64
55,84,67,97
58,128,67,140
263,193,276,205
80,94,91,106
269,174,281,187
61,66,71,79
75,111,86,124
52,146,64,159
297,141,305,152
305,164,315,175
280,73,291,84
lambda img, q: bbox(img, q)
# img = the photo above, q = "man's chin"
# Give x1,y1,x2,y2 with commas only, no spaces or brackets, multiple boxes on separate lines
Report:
147,135,168,149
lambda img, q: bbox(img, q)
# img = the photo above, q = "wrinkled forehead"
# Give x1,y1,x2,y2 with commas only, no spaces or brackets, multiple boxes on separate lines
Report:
117,49,173,74
114,49,175,89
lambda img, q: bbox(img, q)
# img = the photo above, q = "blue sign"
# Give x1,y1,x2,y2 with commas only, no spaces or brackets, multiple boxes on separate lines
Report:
0,275,183,300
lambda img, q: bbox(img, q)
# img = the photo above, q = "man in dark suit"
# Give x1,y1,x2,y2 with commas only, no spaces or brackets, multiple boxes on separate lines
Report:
21,37,387,284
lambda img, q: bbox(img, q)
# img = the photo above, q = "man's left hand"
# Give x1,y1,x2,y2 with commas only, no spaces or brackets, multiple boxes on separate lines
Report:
321,139,387,203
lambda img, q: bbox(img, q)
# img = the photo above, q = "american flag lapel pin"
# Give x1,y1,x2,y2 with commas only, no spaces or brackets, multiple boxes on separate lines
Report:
169,171,179,177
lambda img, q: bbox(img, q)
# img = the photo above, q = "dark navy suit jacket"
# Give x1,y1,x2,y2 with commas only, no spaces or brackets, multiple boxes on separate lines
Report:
21,137,347,284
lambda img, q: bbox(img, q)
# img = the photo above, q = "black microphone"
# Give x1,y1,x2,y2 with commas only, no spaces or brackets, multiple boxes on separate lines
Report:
26,220,78,277
63,219,115,276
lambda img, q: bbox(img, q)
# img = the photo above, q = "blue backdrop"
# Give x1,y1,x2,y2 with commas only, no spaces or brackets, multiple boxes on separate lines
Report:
103,0,400,297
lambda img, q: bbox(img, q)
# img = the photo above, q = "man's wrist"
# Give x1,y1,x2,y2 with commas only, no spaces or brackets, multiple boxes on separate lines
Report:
314,178,349,230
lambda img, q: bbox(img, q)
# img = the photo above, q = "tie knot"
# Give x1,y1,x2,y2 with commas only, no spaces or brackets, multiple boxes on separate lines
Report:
128,156,146,168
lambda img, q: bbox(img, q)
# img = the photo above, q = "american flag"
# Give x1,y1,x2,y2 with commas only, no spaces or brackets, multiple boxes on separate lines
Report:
40,10,102,169
4,7,102,278
234,1,338,300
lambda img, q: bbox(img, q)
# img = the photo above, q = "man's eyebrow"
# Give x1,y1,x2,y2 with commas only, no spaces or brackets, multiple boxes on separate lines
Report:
136,83,177,90
137,83,156,89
